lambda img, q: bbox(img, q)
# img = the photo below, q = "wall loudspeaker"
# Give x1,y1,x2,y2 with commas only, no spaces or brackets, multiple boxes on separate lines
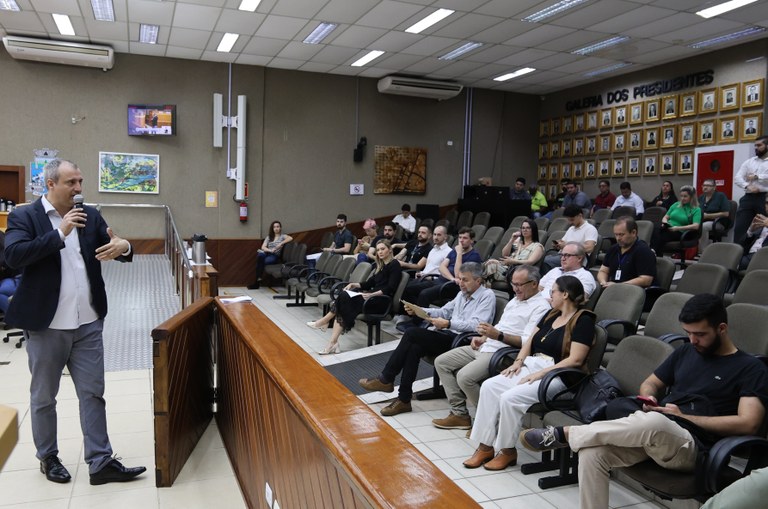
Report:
353,136,367,163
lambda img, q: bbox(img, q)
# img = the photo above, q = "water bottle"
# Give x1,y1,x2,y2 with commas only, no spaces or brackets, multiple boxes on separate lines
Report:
192,233,207,264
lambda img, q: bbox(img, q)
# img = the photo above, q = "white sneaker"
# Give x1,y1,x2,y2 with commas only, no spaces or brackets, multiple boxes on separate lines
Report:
394,314,409,324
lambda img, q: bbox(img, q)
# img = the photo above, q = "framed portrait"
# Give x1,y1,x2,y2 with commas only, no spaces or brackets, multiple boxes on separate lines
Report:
699,88,718,114
539,120,549,137
548,183,558,200
613,105,628,127
587,111,598,130
661,95,677,120
612,157,625,178
660,126,676,148
573,161,584,180
718,117,738,144
741,114,762,142
599,134,612,154
643,154,657,176
551,117,561,136
720,84,739,112
574,137,585,156
678,151,693,175
586,135,597,155
628,130,643,151
679,123,695,147
585,160,597,179
643,127,659,150
574,113,586,132
743,79,764,108
538,164,548,180
628,156,640,177
539,142,549,159
629,103,644,125
660,152,675,176
679,92,697,117
600,108,613,128
613,132,626,152
698,120,715,145
549,164,560,182
561,162,572,180
550,140,560,158
645,99,660,122
538,184,547,196
598,159,610,177
562,116,573,134
561,139,572,158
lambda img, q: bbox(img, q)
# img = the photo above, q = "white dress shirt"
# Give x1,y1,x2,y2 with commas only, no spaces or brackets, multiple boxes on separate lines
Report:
421,243,451,275
539,267,597,300
734,156,768,193
479,292,551,354
611,192,645,214
392,214,417,233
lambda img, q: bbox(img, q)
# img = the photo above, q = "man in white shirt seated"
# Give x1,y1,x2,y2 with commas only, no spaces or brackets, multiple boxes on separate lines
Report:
739,200,768,270
542,205,598,273
392,203,417,239
611,181,645,217
398,226,451,313
539,242,597,299
431,265,551,430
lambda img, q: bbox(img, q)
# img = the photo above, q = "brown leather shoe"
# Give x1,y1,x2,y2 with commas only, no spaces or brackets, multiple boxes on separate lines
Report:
462,447,495,469
432,413,471,430
483,448,517,471
380,399,412,416
359,377,394,393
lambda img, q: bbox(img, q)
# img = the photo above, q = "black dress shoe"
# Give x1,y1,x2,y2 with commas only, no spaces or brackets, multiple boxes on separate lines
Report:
247,281,260,290
89,459,147,486
40,455,72,483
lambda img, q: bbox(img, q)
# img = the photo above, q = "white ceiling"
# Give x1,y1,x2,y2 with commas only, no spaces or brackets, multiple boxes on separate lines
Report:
1,0,767,94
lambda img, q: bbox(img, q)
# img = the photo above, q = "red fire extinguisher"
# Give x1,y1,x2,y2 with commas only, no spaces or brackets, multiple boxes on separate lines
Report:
239,201,248,223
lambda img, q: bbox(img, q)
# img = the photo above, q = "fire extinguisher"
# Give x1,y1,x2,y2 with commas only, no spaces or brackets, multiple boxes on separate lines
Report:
239,201,248,223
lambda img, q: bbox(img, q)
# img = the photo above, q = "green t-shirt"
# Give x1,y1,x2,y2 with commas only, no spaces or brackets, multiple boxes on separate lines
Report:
667,202,702,227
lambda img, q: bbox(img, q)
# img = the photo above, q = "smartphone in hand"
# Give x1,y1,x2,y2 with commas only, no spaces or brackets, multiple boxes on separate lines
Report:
636,396,659,407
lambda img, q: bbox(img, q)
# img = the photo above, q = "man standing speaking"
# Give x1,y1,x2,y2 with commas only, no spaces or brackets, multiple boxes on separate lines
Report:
4,159,146,485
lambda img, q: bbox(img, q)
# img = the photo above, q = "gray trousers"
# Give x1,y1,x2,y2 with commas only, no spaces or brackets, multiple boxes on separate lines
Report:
27,320,113,474
434,346,494,416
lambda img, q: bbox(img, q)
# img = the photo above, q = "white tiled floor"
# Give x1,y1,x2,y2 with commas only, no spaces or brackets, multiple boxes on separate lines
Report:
0,281,677,508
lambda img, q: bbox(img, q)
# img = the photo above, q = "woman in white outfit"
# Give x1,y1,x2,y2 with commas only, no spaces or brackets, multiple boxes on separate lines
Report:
463,275,595,471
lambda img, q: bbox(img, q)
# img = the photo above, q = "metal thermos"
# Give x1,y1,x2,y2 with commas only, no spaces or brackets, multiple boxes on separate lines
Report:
192,233,207,264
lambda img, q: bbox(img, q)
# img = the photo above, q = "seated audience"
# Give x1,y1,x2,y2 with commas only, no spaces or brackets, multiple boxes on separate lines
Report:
739,205,768,270
590,180,616,217
463,276,595,471
539,242,596,299
699,466,768,509
398,226,451,316
393,225,432,272
529,185,548,218
358,262,495,416
650,180,677,210
392,203,416,239
520,294,768,509
432,265,550,430
611,182,645,216
484,220,544,282
562,181,592,211
698,178,731,253
510,177,531,200
651,185,701,254
597,217,656,288
248,220,293,289
542,206,598,273
323,213,356,255
352,218,379,256
307,240,402,354
358,222,397,263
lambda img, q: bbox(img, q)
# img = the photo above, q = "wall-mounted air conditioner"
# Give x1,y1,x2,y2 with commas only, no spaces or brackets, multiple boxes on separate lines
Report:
377,76,463,100
2,36,114,70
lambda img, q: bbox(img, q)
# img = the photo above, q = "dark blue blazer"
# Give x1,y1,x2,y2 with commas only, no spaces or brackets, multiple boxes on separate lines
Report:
3,198,131,331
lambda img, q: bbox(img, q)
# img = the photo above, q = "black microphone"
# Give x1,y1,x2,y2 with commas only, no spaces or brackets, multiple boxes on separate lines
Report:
73,194,84,209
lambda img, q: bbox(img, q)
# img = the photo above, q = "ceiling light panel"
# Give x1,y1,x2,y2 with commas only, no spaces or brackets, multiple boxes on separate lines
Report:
91,0,114,22
239,0,262,12
303,22,337,44
405,8,454,34
572,36,629,55
0,0,20,12
439,41,483,60
52,14,76,36
523,0,589,22
690,26,766,48
217,32,240,53
139,24,159,44
351,50,384,67
697,0,758,19
494,67,536,81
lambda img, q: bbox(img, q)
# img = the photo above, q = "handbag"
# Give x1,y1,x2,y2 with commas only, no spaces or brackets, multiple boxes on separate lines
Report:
573,369,623,423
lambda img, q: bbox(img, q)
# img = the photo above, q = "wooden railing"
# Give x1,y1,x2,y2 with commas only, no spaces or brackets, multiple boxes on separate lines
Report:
152,297,215,487
215,299,478,508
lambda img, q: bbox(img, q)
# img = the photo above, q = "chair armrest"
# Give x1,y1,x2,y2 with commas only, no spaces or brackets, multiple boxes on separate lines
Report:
538,367,590,412
704,435,768,493
488,347,520,376
317,276,342,294
679,228,701,244
329,281,348,301
711,216,732,232
657,333,688,346
404,269,418,278
597,318,638,343
306,270,330,286
452,332,476,349
362,295,392,318
287,264,308,278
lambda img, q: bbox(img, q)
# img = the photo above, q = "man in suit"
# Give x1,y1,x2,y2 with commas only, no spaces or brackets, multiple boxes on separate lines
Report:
681,155,692,169
703,125,713,140
746,120,757,135
723,122,734,137
3,159,146,485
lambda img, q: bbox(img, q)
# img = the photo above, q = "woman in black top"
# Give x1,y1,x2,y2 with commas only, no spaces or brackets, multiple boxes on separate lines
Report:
308,239,402,354
651,180,677,210
463,276,595,471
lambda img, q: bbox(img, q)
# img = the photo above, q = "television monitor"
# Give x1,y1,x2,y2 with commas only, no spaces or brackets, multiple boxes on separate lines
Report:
128,104,176,136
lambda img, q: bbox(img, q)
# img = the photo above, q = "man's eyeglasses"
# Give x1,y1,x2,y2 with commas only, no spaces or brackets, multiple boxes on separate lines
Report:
560,253,580,258
511,280,534,288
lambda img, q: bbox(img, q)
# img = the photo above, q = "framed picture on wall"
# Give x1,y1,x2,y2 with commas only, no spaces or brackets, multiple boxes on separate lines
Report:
644,155,657,175
561,162,572,180
698,120,715,145
679,123,695,146
586,135,597,154
98,152,159,194
699,88,718,113
643,127,659,150
548,183,558,200
585,160,597,179
661,126,676,148
661,95,677,120
628,156,640,177
538,184,547,196
598,159,610,177
629,103,643,125
720,84,739,111
628,130,642,151
551,117,561,135
574,161,584,179
678,152,693,175
645,99,660,122
538,164,548,180
574,113,586,132
614,106,628,127
562,139,572,157
680,92,697,117
550,140,560,158
587,111,598,130
612,157,625,178
562,115,573,134
539,142,549,159
574,137,585,155
549,164,560,182
718,117,738,144
743,79,764,108
613,132,626,152
539,120,549,137
601,108,613,128
741,114,761,142
599,134,612,154
660,152,675,175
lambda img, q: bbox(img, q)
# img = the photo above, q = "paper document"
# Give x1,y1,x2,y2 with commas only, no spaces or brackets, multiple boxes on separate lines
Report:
344,290,362,298
400,300,429,320
220,296,252,303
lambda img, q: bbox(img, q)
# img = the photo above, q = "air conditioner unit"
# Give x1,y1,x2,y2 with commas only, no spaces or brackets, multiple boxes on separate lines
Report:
2,36,114,70
377,76,463,100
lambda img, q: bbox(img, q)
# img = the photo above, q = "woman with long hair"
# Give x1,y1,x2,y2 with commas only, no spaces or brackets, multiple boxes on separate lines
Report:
463,276,595,471
308,239,402,354
651,180,677,210
651,185,701,253
248,220,293,290
483,220,544,282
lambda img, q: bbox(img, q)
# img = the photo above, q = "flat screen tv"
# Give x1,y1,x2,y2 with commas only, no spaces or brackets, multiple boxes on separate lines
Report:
128,104,176,136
